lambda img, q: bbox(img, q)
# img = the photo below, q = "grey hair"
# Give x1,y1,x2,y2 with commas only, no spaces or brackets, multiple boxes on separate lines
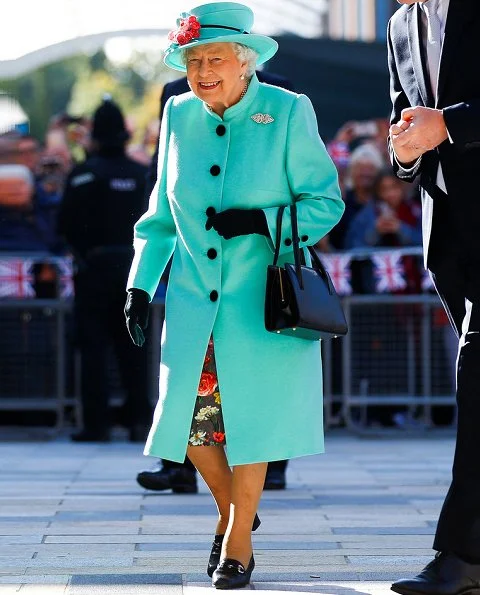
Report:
182,42,258,77
232,43,258,77
349,143,384,172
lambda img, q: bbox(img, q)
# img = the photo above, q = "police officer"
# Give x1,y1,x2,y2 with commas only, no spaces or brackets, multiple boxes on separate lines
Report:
59,97,152,442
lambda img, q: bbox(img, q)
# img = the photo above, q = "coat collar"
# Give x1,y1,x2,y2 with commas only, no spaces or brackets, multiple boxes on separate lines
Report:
407,0,475,107
407,4,433,107
202,73,260,122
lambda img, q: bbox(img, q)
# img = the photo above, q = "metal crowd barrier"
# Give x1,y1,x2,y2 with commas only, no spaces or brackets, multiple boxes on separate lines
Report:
322,294,457,432
0,248,457,432
0,298,165,431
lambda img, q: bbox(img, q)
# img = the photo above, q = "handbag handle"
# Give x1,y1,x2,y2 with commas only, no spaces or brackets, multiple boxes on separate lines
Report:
272,205,285,268
272,203,335,295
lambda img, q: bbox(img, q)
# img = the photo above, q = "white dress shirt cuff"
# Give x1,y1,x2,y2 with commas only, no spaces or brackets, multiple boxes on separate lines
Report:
394,151,422,173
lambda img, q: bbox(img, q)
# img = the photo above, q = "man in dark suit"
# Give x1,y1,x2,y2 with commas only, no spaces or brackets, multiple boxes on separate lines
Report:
136,70,294,494
387,1,480,594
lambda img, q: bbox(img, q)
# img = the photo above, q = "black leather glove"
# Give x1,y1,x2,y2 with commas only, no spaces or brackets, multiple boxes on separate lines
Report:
124,288,150,347
206,208,269,240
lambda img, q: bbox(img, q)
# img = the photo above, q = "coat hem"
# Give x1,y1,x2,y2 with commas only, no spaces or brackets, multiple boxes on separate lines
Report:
143,444,325,466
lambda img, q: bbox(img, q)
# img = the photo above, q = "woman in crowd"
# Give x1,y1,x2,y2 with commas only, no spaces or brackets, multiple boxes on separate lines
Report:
124,2,344,588
345,168,422,250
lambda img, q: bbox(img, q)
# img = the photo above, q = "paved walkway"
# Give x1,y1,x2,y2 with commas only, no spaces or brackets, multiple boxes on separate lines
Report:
0,432,456,594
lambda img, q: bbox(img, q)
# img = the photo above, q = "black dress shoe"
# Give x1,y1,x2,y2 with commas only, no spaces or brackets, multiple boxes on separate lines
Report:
212,556,255,589
391,551,480,595
207,514,261,577
136,465,198,493
71,430,110,443
169,467,198,494
136,465,172,491
264,469,286,490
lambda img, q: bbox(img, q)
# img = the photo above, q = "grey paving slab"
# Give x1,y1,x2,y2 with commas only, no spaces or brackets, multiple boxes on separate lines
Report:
67,575,181,594
19,586,68,594
53,512,141,522
0,536,44,545
0,576,71,584
332,527,435,535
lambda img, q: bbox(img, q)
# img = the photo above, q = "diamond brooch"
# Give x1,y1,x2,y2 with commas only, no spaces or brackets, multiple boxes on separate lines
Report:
251,113,274,124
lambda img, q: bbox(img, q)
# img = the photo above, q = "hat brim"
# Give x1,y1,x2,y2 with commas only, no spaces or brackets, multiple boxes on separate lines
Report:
164,34,278,72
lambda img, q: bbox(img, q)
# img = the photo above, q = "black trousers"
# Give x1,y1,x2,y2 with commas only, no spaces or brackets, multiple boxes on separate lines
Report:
431,255,480,558
74,264,152,434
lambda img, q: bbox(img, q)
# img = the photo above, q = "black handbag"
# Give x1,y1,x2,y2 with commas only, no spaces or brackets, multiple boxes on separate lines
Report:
265,204,348,340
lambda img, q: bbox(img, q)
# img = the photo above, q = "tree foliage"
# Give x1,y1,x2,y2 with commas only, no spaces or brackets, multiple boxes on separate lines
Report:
0,44,180,142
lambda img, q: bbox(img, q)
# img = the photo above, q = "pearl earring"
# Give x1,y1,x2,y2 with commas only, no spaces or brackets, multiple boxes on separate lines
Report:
240,74,245,80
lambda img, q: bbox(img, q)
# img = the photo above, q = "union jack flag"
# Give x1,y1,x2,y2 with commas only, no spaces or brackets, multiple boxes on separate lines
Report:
0,259,35,298
322,254,352,295
56,258,74,298
327,141,350,168
372,251,407,293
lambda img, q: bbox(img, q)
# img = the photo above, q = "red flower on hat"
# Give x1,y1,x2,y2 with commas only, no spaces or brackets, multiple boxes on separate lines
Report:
168,13,201,46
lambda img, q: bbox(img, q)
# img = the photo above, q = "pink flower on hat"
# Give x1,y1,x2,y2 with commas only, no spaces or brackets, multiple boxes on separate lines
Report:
168,13,201,46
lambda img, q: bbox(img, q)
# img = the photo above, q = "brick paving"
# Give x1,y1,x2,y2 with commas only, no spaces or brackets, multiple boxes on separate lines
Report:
0,432,455,594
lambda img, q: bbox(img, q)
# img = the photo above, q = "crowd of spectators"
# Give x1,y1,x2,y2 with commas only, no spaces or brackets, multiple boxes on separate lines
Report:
322,118,422,255
0,114,159,256
0,113,422,260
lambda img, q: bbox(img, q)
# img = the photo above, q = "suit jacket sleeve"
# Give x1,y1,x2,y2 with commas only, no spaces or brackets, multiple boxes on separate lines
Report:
127,97,177,299
262,95,344,256
387,18,423,182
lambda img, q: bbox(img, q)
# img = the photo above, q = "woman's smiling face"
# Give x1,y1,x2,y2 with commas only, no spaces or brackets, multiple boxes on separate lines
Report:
185,43,247,115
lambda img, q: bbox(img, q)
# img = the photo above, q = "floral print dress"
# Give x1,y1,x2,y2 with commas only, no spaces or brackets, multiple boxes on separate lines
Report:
188,337,226,447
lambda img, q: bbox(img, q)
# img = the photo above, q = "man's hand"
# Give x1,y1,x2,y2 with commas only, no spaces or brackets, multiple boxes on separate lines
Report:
390,107,448,166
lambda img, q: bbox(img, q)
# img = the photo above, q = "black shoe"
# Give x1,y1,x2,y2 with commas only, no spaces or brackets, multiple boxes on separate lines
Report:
208,534,224,578
169,467,198,494
264,469,286,490
207,514,261,578
212,556,255,589
391,551,480,595
71,430,110,443
136,465,172,491
128,424,150,443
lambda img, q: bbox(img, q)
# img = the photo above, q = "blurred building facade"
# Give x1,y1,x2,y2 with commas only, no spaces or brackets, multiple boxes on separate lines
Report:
327,0,398,42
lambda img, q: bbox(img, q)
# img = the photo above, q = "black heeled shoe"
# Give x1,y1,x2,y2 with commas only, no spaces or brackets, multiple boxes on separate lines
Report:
212,556,255,589
207,514,260,578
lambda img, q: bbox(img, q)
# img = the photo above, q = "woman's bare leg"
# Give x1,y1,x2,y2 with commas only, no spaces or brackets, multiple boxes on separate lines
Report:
187,445,232,534
222,462,267,566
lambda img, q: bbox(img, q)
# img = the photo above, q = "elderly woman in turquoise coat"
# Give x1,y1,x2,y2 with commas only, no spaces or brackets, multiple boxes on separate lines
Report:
124,2,344,588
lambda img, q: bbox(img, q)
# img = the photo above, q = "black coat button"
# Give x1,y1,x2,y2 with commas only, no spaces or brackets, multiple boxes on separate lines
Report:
210,165,221,176
301,235,309,242
210,290,218,302
206,206,216,217
284,238,292,247
216,125,226,136
207,248,217,260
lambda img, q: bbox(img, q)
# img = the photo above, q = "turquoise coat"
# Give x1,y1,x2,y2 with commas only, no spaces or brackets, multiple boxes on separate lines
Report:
128,74,344,465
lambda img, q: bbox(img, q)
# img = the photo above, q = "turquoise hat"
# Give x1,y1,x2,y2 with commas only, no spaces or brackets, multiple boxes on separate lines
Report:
164,2,278,72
